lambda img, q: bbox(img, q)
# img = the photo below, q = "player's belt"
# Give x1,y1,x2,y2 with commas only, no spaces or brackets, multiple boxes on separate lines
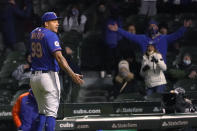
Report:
32,70,49,74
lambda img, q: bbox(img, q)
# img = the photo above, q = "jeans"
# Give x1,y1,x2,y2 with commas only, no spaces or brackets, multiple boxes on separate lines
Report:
146,84,165,96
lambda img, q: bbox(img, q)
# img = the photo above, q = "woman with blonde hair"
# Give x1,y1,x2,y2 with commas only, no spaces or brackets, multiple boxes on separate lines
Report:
140,43,167,96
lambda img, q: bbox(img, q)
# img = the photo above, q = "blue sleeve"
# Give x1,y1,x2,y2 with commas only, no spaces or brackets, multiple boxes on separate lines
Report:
117,28,145,47
105,19,122,46
117,18,123,41
46,33,62,53
166,26,187,44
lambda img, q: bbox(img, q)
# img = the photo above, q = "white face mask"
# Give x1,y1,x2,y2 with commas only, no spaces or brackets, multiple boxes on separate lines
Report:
148,51,154,55
72,9,79,16
183,60,191,65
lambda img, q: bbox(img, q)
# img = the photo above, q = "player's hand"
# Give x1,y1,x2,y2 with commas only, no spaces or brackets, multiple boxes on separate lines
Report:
108,24,118,31
72,73,84,85
184,20,192,27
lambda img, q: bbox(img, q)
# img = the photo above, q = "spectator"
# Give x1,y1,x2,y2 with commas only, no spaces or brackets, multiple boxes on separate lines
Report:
62,5,86,65
140,44,167,96
84,2,109,76
0,0,32,51
170,87,196,113
168,41,182,68
115,60,134,84
127,24,136,34
181,53,197,79
108,19,192,63
89,2,109,32
159,24,168,35
12,52,32,87
138,0,157,16
104,4,123,76
60,46,82,102
12,89,38,131
163,87,196,117
63,5,87,33
112,51,142,99
63,46,81,75
168,53,197,81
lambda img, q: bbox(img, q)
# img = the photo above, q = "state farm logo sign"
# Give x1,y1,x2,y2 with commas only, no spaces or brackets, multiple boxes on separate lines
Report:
112,123,137,129
116,107,143,113
162,121,188,127
153,107,161,112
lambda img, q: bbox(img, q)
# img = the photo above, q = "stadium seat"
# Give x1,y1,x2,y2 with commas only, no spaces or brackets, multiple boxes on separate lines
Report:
114,92,145,102
174,79,197,92
0,51,25,105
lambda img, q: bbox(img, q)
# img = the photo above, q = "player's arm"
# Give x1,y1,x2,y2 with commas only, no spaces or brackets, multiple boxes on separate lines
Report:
53,51,84,85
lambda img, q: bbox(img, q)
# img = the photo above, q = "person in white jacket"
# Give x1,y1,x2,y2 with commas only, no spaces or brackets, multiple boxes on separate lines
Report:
140,43,167,96
63,6,87,33
12,53,32,87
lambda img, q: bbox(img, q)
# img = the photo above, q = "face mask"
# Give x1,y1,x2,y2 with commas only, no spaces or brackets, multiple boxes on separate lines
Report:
148,27,158,37
148,50,154,55
72,9,79,16
183,60,191,65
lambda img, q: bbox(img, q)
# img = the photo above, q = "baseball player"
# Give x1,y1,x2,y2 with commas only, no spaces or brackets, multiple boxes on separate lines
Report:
30,12,84,131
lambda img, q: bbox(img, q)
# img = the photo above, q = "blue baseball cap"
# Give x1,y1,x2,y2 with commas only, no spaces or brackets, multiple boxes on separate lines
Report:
41,12,62,23
148,40,157,47
148,20,158,26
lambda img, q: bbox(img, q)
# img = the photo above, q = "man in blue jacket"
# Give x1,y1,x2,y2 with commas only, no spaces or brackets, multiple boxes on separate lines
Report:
104,4,122,76
108,20,192,63
12,89,38,131
0,0,32,51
